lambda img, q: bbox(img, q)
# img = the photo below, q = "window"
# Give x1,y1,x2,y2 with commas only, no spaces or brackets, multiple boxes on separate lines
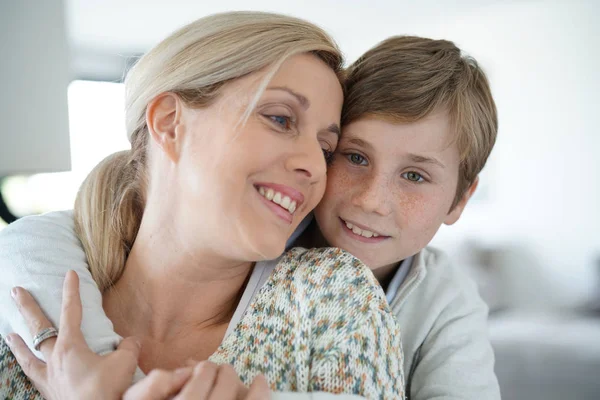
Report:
1,81,129,221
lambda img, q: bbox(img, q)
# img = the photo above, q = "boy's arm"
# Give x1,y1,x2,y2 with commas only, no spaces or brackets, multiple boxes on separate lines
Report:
0,211,121,359
408,289,500,400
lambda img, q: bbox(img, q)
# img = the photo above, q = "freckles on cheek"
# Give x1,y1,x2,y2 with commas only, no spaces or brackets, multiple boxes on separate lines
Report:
397,191,434,224
326,164,354,196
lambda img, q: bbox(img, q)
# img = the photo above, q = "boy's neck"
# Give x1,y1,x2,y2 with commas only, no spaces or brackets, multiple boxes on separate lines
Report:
373,262,403,292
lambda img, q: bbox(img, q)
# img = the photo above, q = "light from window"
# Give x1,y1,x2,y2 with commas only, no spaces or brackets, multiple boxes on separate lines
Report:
2,80,129,217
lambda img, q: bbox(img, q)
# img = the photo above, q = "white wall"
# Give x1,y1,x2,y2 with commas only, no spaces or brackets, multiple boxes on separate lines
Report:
0,0,71,175
412,0,600,308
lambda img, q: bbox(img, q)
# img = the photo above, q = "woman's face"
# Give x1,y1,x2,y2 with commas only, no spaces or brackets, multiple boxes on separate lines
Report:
157,53,343,262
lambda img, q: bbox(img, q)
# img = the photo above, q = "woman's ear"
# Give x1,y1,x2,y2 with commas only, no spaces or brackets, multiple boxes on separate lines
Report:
146,93,184,163
444,176,479,225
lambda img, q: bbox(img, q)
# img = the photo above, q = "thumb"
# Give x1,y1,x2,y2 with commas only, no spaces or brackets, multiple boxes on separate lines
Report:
245,374,271,400
113,336,142,371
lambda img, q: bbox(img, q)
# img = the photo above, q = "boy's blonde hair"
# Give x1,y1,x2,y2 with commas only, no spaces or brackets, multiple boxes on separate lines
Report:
342,36,498,209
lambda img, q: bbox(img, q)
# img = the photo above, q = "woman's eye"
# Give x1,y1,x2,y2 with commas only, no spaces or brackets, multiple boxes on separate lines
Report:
346,153,368,166
403,171,424,183
322,149,334,165
268,115,292,130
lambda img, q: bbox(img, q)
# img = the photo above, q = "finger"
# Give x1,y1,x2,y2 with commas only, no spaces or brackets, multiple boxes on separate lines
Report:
11,286,57,358
59,270,84,341
246,375,271,400
109,336,142,376
124,368,193,400
174,361,219,400
185,358,199,367
4,333,46,385
207,364,245,400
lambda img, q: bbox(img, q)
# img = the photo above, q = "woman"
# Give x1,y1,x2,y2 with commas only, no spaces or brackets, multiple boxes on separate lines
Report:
0,11,404,400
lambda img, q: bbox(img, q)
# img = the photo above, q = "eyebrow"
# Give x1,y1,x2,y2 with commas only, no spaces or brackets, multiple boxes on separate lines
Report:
347,137,373,150
408,154,446,169
325,123,341,138
267,86,309,109
346,136,445,169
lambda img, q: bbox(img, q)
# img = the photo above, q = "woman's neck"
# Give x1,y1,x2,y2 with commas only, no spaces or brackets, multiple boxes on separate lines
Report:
102,215,253,346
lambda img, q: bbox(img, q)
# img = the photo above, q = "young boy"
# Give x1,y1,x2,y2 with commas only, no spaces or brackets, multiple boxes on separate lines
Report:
310,36,501,399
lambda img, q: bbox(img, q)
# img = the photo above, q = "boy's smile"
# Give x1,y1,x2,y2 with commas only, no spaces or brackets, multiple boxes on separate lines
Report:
315,112,477,281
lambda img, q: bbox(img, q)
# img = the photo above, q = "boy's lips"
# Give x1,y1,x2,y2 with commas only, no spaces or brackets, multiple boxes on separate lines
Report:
339,218,390,243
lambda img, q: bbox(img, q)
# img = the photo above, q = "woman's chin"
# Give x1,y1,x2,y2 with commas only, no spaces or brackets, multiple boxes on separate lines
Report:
251,241,286,262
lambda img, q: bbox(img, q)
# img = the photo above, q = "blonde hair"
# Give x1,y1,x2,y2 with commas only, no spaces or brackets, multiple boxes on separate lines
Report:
75,11,343,292
342,36,498,209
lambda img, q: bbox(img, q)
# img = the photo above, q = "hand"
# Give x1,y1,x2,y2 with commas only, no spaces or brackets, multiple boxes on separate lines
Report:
175,361,270,400
123,361,270,400
5,270,141,400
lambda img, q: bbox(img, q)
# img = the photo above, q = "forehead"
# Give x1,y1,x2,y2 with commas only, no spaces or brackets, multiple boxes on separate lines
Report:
342,112,458,156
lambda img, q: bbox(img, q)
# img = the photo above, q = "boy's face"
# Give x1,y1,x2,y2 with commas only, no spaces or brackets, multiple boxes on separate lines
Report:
314,112,476,276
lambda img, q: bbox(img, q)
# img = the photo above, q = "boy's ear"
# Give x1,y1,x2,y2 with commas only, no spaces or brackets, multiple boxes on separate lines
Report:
146,92,185,163
444,176,479,226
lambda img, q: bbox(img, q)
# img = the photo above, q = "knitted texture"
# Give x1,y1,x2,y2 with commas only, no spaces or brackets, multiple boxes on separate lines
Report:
0,247,404,399
210,248,405,399
0,338,42,400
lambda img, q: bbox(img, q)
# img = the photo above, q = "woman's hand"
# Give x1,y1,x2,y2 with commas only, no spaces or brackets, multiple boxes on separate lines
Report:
123,362,270,400
174,362,270,400
5,270,142,400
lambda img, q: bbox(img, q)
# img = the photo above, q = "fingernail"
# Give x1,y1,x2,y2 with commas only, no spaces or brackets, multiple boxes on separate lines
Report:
175,367,192,377
5,334,14,345
10,287,19,300
193,361,206,374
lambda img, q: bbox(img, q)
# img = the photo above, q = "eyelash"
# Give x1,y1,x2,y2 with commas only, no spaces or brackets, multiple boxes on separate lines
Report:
265,114,294,131
402,171,425,183
265,114,335,166
323,149,334,165
345,152,368,166
345,152,426,183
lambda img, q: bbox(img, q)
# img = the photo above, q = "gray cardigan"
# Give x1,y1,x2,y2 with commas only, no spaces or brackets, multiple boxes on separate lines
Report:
393,247,501,400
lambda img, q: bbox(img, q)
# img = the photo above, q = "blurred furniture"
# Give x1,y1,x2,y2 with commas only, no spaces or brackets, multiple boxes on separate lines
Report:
452,242,600,400
0,0,72,223
490,312,600,400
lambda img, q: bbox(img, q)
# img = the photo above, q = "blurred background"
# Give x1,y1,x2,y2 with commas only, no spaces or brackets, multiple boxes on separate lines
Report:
1,0,599,398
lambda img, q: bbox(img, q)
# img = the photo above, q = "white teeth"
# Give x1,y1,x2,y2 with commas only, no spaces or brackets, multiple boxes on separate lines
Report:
257,186,298,214
345,220,379,239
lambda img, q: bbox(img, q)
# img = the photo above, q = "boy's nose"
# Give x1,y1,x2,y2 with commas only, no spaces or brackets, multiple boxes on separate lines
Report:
351,174,393,216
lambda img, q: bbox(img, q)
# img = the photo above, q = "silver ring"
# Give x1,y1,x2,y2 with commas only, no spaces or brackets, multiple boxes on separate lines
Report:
33,327,58,351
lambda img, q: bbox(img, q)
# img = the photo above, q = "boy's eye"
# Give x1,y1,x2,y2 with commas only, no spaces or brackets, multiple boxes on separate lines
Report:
346,153,368,166
403,171,424,183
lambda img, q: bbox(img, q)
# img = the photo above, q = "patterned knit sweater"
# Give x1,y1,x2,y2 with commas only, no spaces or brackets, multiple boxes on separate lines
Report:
0,247,405,399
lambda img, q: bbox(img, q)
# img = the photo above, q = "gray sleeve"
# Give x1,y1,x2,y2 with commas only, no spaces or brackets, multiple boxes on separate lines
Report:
408,290,501,400
0,211,121,359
